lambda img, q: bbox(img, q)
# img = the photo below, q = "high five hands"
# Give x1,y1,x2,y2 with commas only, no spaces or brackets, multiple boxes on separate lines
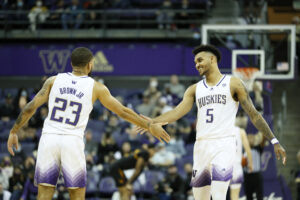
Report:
135,115,170,143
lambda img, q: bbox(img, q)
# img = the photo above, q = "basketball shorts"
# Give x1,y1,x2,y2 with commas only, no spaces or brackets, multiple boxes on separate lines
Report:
191,136,236,188
230,163,244,188
110,164,127,187
34,133,86,188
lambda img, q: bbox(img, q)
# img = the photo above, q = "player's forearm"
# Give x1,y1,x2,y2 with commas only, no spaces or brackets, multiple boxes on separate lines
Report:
118,107,150,130
250,113,275,141
153,109,182,123
11,101,36,133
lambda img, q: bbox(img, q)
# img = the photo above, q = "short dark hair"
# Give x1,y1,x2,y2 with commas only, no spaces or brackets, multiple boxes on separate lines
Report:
71,47,94,67
192,44,221,62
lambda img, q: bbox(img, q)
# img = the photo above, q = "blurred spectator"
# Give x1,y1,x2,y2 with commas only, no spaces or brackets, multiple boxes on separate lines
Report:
110,0,132,9
164,75,185,98
252,81,263,112
10,143,27,167
86,154,100,194
296,150,300,200
156,165,185,200
126,126,143,150
151,143,176,167
151,97,173,117
121,141,132,157
97,132,119,164
107,115,121,134
183,163,193,200
165,123,186,158
175,0,193,29
14,88,30,115
85,0,107,28
29,106,48,128
9,166,24,200
0,156,13,185
49,0,66,21
23,157,35,178
61,0,83,29
136,94,155,117
0,94,15,121
84,129,98,157
156,0,175,30
28,0,49,32
244,131,264,200
144,77,162,106
10,0,27,24
20,171,38,200
0,183,11,200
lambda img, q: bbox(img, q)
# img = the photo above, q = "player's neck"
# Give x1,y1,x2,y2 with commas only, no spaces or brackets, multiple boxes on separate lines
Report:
205,68,223,85
72,69,88,76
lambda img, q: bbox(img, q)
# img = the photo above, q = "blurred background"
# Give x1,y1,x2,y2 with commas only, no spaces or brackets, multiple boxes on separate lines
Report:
0,0,299,199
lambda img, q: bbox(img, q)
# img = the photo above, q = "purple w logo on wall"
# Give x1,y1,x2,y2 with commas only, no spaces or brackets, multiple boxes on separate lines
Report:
39,50,71,74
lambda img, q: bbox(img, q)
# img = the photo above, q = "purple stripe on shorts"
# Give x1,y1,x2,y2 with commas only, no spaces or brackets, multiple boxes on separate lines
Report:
212,165,233,182
34,163,60,186
231,175,244,184
62,168,87,188
190,169,211,187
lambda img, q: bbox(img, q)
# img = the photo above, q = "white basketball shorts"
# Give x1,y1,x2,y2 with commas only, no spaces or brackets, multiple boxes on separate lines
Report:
230,163,244,188
34,133,86,188
191,136,236,187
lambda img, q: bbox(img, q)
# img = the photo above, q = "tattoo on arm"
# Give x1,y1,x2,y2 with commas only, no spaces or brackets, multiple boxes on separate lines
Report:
238,81,275,141
11,77,53,133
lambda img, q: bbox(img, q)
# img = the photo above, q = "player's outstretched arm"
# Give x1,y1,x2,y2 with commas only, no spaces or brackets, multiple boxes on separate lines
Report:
8,76,56,156
152,84,196,124
94,82,170,143
240,128,253,172
231,77,286,165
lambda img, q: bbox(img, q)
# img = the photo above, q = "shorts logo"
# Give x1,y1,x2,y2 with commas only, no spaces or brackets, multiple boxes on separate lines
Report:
39,50,71,74
72,80,77,84
222,83,226,87
192,170,197,177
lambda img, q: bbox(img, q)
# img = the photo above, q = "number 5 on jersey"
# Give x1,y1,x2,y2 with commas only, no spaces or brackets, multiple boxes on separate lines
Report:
206,108,213,123
50,97,82,126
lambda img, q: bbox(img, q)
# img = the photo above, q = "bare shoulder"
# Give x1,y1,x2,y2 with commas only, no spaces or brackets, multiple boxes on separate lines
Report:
185,83,197,96
93,81,110,100
230,76,244,90
44,76,56,87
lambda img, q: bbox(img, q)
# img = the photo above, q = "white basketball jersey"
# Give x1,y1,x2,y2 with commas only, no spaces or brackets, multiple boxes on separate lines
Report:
42,73,94,138
233,126,242,164
195,75,238,139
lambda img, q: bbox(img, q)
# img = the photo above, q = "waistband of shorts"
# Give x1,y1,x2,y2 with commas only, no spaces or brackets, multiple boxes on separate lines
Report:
196,134,235,141
42,132,83,139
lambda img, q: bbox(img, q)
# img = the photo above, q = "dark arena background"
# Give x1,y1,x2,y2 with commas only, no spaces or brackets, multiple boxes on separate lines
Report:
0,0,300,199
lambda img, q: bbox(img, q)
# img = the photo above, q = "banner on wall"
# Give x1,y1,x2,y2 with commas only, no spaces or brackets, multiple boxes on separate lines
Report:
0,43,234,76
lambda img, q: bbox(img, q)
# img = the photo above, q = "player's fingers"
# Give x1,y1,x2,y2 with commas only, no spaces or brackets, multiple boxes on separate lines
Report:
281,150,287,165
162,131,170,143
140,129,148,135
7,144,14,156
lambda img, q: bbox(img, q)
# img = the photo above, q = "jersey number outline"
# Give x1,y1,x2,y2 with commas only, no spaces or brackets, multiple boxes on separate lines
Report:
206,108,214,123
50,97,82,126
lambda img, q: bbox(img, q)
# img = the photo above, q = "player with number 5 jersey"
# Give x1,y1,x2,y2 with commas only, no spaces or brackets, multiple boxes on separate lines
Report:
134,44,286,200
7,47,170,200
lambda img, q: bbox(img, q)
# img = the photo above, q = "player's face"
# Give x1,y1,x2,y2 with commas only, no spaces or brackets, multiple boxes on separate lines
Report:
194,52,211,76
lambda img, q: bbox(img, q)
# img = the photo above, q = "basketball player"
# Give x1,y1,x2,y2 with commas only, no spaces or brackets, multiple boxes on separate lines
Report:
6,47,170,200
135,44,286,200
230,125,253,200
109,144,156,200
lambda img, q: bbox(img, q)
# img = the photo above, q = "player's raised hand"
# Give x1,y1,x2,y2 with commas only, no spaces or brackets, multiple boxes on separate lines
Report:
149,122,170,143
274,143,287,165
7,132,19,156
133,114,152,135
